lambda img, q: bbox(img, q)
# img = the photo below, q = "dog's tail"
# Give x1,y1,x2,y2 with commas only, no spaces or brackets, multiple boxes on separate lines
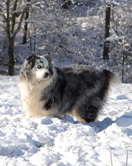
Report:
103,69,120,86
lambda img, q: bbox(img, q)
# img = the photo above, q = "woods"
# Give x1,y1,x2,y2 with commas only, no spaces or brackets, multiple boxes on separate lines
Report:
0,0,131,82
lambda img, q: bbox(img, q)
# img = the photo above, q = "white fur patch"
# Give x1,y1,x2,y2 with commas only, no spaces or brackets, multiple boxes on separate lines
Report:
35,68,49,80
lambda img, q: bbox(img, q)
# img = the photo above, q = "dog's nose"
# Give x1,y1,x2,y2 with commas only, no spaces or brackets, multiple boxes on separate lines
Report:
44,72,49,78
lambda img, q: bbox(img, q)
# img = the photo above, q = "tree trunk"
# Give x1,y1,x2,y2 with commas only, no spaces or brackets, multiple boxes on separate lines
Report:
8,38,15,76
23,10,29,44
103,4,111,60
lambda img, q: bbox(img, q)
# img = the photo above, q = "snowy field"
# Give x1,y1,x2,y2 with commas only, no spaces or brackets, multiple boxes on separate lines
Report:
0,75,132,166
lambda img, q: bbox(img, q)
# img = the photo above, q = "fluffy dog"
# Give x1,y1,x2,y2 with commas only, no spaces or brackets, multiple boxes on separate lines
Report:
18,54,115,122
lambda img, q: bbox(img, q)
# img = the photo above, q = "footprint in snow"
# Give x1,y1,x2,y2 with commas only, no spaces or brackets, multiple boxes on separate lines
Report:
116,115,132,127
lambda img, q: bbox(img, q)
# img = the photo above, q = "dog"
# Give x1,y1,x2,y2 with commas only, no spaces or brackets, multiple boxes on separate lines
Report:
18,54,115,123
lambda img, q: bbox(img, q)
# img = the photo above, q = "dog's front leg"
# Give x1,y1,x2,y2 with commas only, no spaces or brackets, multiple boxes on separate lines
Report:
44,98,54,110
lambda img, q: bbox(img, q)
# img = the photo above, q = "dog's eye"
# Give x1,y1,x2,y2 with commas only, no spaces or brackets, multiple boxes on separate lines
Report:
37,65,42,69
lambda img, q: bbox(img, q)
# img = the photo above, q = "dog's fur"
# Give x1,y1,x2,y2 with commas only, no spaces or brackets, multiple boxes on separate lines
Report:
18,54,115,122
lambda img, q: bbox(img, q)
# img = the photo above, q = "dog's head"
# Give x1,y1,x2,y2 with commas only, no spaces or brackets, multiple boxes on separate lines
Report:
24,54,53,81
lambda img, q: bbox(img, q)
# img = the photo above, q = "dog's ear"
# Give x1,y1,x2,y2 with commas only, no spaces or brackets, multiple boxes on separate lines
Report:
26,53,37,63
24,53,37,69
44,54,52,64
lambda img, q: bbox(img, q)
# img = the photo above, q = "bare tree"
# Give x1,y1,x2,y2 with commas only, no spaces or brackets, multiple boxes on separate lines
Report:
23,0,31,44
103,3,111,60
0,0,27,75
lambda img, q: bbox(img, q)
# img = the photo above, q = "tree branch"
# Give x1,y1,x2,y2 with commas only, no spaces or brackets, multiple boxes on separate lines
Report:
13,7,26,38
6,0,11,40
0,4,7,21
11,0,18,34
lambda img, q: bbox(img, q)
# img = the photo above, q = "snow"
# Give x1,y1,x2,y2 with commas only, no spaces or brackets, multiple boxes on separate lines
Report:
0,75,132,166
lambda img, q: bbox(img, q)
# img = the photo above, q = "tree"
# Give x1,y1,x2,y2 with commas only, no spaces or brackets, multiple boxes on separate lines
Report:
23,0,31,44
0,0,28,75
103,3,111,60
108,1,132,82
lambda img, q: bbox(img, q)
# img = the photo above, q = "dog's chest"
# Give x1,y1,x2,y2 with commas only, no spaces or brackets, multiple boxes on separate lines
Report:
18,81,59,117
19,81,40,101
19,81,43,111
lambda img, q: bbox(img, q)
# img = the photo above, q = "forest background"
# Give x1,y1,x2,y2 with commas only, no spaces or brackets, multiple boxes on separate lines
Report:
0,0,131,83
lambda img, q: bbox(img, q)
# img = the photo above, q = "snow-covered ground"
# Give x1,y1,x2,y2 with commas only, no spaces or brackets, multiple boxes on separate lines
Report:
0,75,132,166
